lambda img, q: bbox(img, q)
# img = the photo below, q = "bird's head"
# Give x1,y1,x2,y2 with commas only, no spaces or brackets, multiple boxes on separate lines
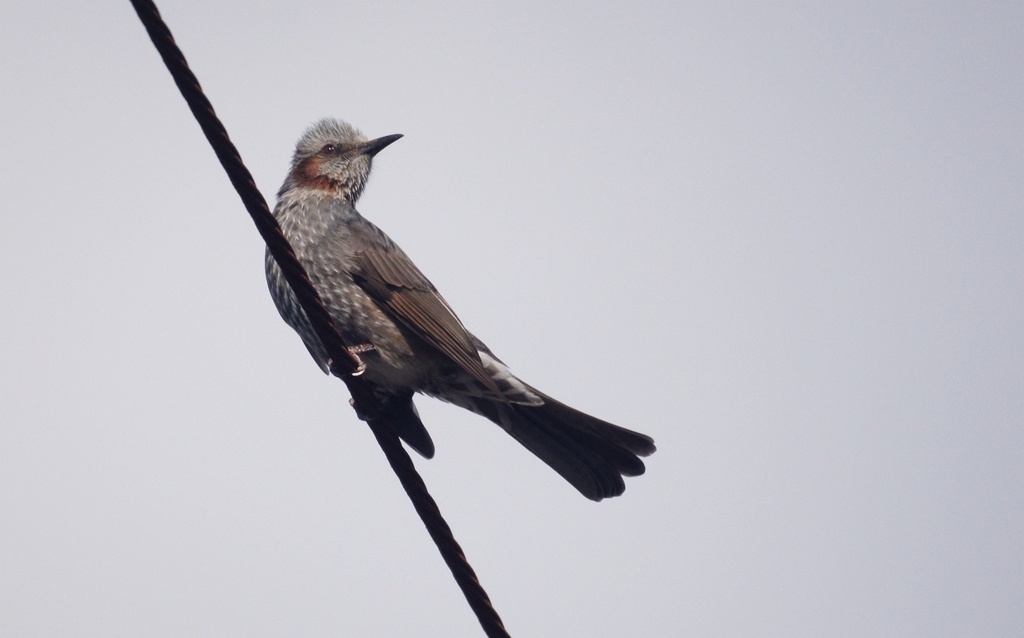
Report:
284,118,402,203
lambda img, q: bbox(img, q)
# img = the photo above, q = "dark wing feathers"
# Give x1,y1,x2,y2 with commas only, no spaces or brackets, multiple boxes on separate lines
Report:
358,239,434,289
354,244,504,398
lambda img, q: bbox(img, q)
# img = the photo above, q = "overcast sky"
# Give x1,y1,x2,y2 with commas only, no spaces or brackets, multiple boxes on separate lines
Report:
2,2,1022,636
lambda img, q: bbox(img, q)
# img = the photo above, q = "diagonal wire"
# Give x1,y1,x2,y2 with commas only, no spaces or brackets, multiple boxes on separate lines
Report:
128,1,509,635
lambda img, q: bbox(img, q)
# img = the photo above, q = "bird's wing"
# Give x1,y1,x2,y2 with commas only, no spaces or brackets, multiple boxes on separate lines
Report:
352,240,504,399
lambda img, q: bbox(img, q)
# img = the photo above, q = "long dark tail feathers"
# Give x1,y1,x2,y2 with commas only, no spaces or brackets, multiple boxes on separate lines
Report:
368,384,654,499
453,390,655,501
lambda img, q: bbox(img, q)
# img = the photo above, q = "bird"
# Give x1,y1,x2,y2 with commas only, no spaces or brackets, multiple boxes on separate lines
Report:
265,118,655,500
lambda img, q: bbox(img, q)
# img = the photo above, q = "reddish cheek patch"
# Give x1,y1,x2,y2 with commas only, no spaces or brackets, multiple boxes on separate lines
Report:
294,156,337,191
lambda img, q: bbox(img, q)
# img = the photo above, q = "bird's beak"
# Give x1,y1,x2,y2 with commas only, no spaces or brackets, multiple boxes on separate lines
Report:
360,134,403,157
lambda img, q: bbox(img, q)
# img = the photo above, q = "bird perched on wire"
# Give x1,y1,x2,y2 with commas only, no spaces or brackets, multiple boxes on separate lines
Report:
266,118,655,500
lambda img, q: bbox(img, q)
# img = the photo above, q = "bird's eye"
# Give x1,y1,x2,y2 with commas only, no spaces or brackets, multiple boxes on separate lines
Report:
322,143,336,154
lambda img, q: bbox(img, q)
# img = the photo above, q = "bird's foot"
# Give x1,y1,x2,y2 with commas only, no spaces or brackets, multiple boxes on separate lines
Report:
346,343,375,376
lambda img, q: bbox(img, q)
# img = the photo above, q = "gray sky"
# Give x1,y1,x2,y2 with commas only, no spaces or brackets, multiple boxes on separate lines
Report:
2,2,1022,636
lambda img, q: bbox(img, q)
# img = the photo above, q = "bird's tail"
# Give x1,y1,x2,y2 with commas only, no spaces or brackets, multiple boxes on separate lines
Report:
449,389,656,501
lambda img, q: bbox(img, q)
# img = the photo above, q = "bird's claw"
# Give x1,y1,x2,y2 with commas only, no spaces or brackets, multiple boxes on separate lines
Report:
351,360,366,376
347,343,374,376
